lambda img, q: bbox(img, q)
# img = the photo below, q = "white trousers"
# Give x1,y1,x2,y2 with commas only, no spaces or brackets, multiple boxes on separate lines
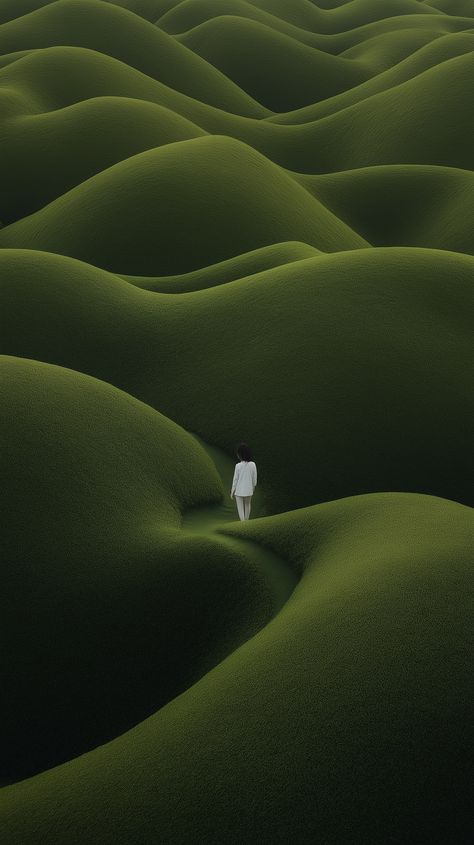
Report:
235,495,252,521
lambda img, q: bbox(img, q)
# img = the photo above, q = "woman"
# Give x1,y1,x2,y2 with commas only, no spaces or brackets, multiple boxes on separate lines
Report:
230,442,257,521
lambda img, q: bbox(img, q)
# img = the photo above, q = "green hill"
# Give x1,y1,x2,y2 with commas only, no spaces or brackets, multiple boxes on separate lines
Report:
120,241,322,293
158,0,445,36
297,165,474,254
178,16,369,110
250,53,474,171
1,489,471,842
1,248,472,513
0,0,472,841
338,26,445,72
0,353,286,781
0,137,368,272
0,96,206,221
267,31,474,122
157,0,473,51
0,0,268,115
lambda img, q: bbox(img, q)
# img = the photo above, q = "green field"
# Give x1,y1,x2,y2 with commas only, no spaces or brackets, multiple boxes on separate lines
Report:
0,1,472,842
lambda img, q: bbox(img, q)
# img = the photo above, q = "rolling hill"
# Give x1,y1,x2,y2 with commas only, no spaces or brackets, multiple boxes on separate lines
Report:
0,1,472,842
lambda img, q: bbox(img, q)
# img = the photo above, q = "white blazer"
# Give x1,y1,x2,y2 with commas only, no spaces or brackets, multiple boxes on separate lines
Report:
231,461,257,497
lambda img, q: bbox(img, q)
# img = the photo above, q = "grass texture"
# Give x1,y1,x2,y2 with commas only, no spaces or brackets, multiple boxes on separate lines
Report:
0,0,473,842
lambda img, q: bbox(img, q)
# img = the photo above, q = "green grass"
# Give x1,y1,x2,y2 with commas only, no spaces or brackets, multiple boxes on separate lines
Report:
1,247,472,515
0,0,473,841
0,354,290,781
0,0,268,116
120,241,322,292
158,0,473,51
0,95,207,221
296,164,474,254
267,31,474,122
0,136,369,270
1,490,472,842
178,16,369,109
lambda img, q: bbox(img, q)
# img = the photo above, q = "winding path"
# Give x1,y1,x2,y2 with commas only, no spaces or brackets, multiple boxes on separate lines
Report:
182,433,298,614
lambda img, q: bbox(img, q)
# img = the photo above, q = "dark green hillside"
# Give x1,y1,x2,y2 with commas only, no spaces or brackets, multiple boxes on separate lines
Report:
158,0,473,50
120,241,322,293
338,26,445,72
0,0,269,115
0,45,228,122
159,0,445,36
0,96,206,221
298,165,474,254
0,354,283,781
0,137,368,271
1,492,472,843
179,16,369,110
251,53,474,171
267,31,474,121
0,248,472,513
1,43,471,177
0,0,472,841
429,0,474,12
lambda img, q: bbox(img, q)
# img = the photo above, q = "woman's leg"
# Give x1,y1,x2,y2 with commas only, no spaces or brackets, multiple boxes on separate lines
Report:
235,496,245,521
243,496,252,520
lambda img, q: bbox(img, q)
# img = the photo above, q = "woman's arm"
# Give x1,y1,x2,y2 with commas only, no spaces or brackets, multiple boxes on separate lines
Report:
230,464,240,498
252,462,257,487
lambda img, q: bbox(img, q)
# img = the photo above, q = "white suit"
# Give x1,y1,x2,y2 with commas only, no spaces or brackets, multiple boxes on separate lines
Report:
231,461,257,520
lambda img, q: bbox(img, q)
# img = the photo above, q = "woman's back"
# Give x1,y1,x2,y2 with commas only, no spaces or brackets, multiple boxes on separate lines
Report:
233,460,257,496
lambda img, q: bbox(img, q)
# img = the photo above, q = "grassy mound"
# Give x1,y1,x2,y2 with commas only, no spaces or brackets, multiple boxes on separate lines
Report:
338,26,445,72
0,137,368,272
120,241,322,293
0,45,231,124
1,248,472,513
158,0,473,51
1,491,471,842
249,52,474,171
0,0,268,115
159,0,445,36
178,16,368,110
297,164,474,254
1,42,472,177
0,354,282,781
267,31,474,123
0,96,206,221
0,0,472,840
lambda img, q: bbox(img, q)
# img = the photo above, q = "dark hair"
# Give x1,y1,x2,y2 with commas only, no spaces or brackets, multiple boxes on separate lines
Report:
236,442,252,462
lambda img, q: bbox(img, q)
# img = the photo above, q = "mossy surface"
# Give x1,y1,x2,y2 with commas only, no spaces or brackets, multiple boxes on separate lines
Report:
0,1,472,842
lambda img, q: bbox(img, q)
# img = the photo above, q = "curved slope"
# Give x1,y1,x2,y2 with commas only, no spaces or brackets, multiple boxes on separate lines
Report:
1,43,472,178
1,491,472,842
0,354,283,781
339,26,445,72
159,0,445,36
0,0,269,116
0,0,52,25
0,96,206,222
297,165,474,254
0,248,472,511
429,0,474,12
266,31,474,123
265,32,474,124
251,53,474,172
158,0,473,51
178,16,369,110
0,1,472,840
120,242,322,292
0,45,227,123
0,137,368,273
245,0,444,33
